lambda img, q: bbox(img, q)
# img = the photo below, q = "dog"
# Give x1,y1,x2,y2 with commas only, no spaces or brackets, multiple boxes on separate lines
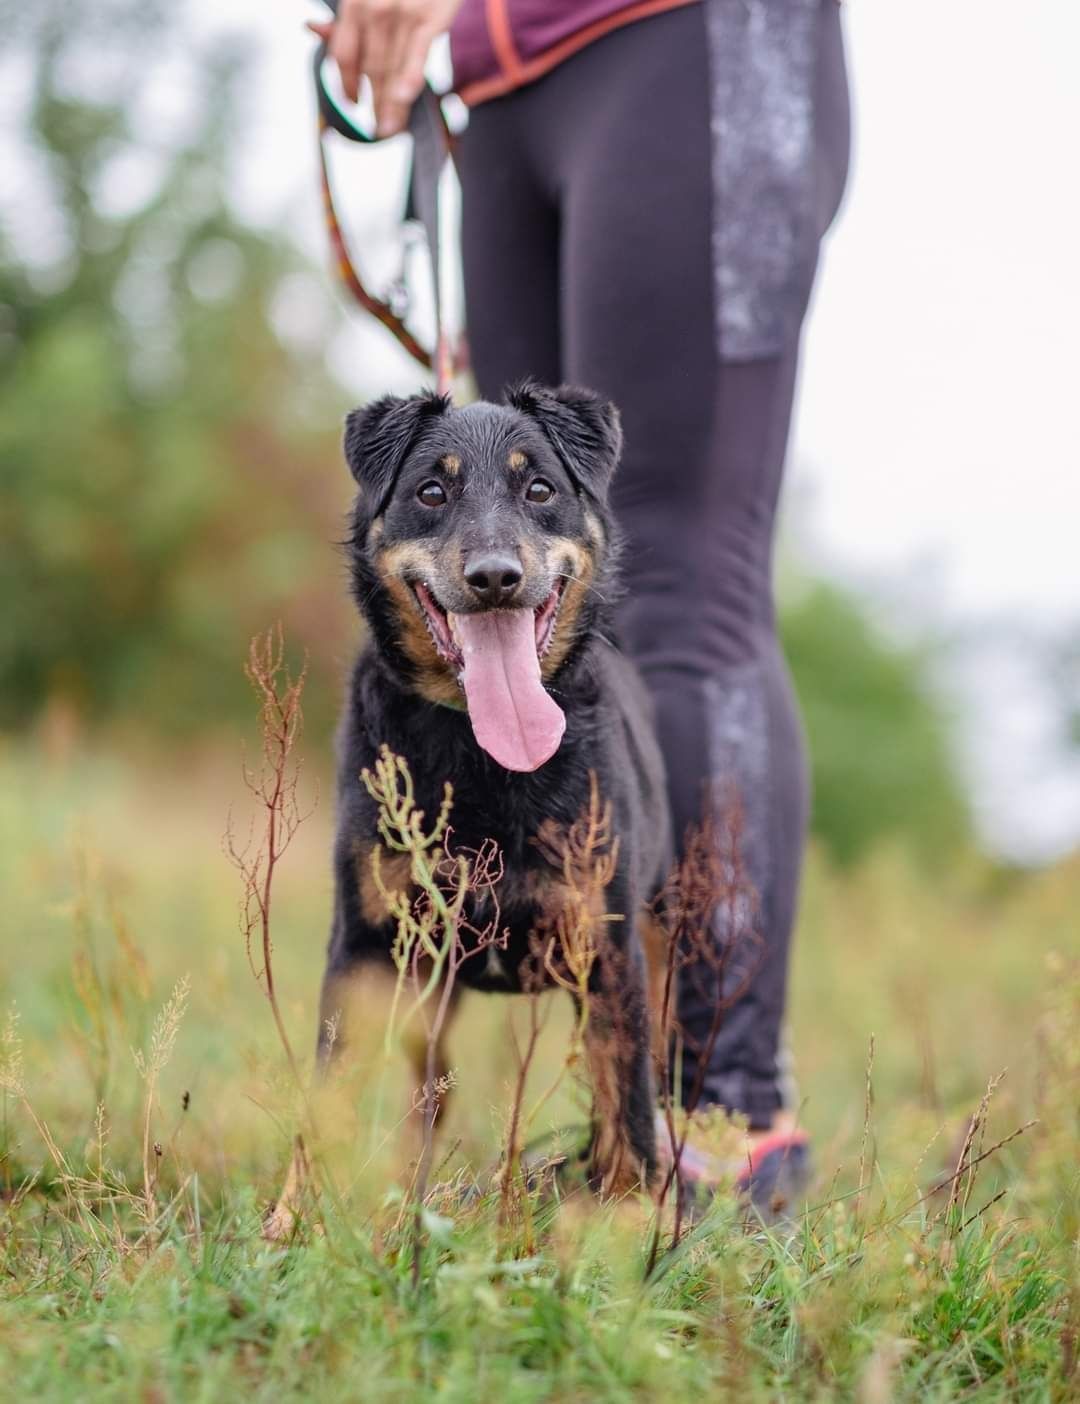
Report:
313,381,671,1199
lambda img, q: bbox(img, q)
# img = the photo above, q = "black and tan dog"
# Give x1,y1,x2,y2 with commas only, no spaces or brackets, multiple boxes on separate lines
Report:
312,381,671,1198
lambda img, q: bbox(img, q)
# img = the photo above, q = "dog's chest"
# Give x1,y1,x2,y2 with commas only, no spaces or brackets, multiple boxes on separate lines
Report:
447,859,591,993
354,838,598,994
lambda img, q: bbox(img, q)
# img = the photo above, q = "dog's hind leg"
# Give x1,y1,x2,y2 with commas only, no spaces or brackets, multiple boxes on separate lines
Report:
639,905,672,1071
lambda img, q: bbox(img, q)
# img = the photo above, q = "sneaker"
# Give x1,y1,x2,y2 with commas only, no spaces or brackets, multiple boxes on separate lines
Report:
655,1112,811,1224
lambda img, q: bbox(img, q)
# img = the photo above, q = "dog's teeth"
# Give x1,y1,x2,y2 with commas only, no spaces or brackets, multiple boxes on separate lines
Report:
447,613,462,645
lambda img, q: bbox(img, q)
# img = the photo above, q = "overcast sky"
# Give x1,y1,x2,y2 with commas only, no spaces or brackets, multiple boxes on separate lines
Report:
186,0,1080,859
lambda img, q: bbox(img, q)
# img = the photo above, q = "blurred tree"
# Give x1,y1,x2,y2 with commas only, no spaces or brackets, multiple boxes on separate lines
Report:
781,581,971,868
0,0,352,736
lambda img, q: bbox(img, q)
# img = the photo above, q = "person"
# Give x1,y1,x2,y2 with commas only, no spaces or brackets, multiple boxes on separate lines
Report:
309,0,850,1203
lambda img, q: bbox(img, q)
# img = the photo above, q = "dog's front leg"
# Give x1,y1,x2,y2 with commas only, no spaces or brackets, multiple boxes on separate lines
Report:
583,923,657,1198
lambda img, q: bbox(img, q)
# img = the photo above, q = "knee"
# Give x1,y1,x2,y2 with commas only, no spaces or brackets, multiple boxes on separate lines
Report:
619,543,775,674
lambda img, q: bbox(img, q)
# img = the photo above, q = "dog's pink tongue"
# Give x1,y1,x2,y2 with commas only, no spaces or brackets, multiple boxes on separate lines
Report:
450,608,565,772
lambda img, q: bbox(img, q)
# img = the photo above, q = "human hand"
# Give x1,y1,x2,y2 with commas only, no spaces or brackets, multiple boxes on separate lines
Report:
307,0,465,137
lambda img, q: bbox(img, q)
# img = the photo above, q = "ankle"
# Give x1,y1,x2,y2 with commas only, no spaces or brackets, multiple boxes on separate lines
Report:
744,1110,798,1152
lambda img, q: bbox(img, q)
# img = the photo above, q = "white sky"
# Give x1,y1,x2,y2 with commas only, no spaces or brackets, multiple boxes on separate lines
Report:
795,0,1080,627
190,0,1080,859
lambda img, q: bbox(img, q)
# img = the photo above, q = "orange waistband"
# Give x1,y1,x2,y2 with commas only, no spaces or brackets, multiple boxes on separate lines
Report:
456,0,700,107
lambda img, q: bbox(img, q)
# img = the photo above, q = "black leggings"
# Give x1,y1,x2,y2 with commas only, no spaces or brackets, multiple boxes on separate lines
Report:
457,1,849,1127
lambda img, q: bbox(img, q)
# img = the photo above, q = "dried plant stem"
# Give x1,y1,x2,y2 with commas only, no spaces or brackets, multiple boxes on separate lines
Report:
856,1033,876,1211
133,975,191,1234
498,985,564,1249
646,799,762,1274
227,627,327,1242
226,626,317,1110
495,775,619,1231
868,1115,1037,1240
360,746,505,1286
942,1069,1006,1230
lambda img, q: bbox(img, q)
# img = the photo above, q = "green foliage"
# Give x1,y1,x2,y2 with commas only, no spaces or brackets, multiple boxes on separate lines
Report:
0,0,351,736
782,582,971,868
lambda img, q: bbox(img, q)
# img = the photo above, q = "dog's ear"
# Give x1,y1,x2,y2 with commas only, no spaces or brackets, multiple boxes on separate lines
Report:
504,381,622,502
343,391,449,514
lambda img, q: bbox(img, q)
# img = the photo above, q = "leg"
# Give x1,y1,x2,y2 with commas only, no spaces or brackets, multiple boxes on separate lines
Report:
582,959,656,1196
515,5,844,1130
457,93,560,395
638,904,672,1073
314,848,386,1068
320,951,463,1125
458,2,850,1133
401,978,462,1140
315,831,412,1068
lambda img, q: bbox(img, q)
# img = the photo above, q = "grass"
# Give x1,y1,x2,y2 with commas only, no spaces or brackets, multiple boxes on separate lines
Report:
0,726,1077,1401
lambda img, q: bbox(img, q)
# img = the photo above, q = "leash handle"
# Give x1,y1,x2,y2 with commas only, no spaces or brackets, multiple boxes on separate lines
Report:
317,114,433,370
311,21,377,144
312,16,464,395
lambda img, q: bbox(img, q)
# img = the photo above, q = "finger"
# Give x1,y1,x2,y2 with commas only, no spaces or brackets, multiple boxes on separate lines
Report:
375,19,411,135
306,20,333,39
377,22,433,136
330,0,366,104
365,7,400,131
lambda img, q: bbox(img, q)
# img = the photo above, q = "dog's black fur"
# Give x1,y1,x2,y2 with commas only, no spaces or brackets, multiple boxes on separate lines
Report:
320,381,671,1190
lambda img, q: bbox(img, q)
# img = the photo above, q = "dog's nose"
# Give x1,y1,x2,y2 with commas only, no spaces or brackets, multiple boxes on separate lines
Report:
464,552,523,606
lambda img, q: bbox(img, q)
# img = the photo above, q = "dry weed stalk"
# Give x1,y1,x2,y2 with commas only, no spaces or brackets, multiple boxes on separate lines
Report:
225,625,316,1093
226,626,323,1242
498,975,557,1249
0,1006,21,1198
531,773,619,1002
937,1069,1009,1232
497,775,619,1241
864,1075,1037,1242
647,794,764,1269
66,840,152,1107
0,1006,101,1238
856,1033,877,1215
362,748,501,1053
69,843,110,1102
132,975,191,1232
362,746,505,1285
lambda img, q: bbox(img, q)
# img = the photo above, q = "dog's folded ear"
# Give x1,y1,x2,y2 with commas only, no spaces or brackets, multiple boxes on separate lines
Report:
343,391,449,514
504,381,622,502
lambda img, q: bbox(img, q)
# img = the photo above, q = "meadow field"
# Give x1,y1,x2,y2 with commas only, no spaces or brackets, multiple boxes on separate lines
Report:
4,7,1078,1398
0,720,1077,1403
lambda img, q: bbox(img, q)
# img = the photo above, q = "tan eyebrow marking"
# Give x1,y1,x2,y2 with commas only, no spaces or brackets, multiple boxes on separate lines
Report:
440,453,461,475
508,450,527,471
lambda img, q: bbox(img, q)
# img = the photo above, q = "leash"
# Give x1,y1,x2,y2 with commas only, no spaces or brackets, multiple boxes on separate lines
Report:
312,4,464,396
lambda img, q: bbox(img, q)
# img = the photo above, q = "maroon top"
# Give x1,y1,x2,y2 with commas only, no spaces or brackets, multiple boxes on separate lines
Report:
450,0,698,105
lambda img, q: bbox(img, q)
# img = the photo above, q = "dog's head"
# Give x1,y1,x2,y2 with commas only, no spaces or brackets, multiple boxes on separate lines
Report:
344,381,622,772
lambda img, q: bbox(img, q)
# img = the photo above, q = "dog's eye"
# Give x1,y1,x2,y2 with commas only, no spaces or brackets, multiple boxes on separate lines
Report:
416,480,447,507
525,478,555,504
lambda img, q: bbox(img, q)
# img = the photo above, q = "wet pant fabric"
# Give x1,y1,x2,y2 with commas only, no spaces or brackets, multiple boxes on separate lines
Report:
456,0,849,1127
